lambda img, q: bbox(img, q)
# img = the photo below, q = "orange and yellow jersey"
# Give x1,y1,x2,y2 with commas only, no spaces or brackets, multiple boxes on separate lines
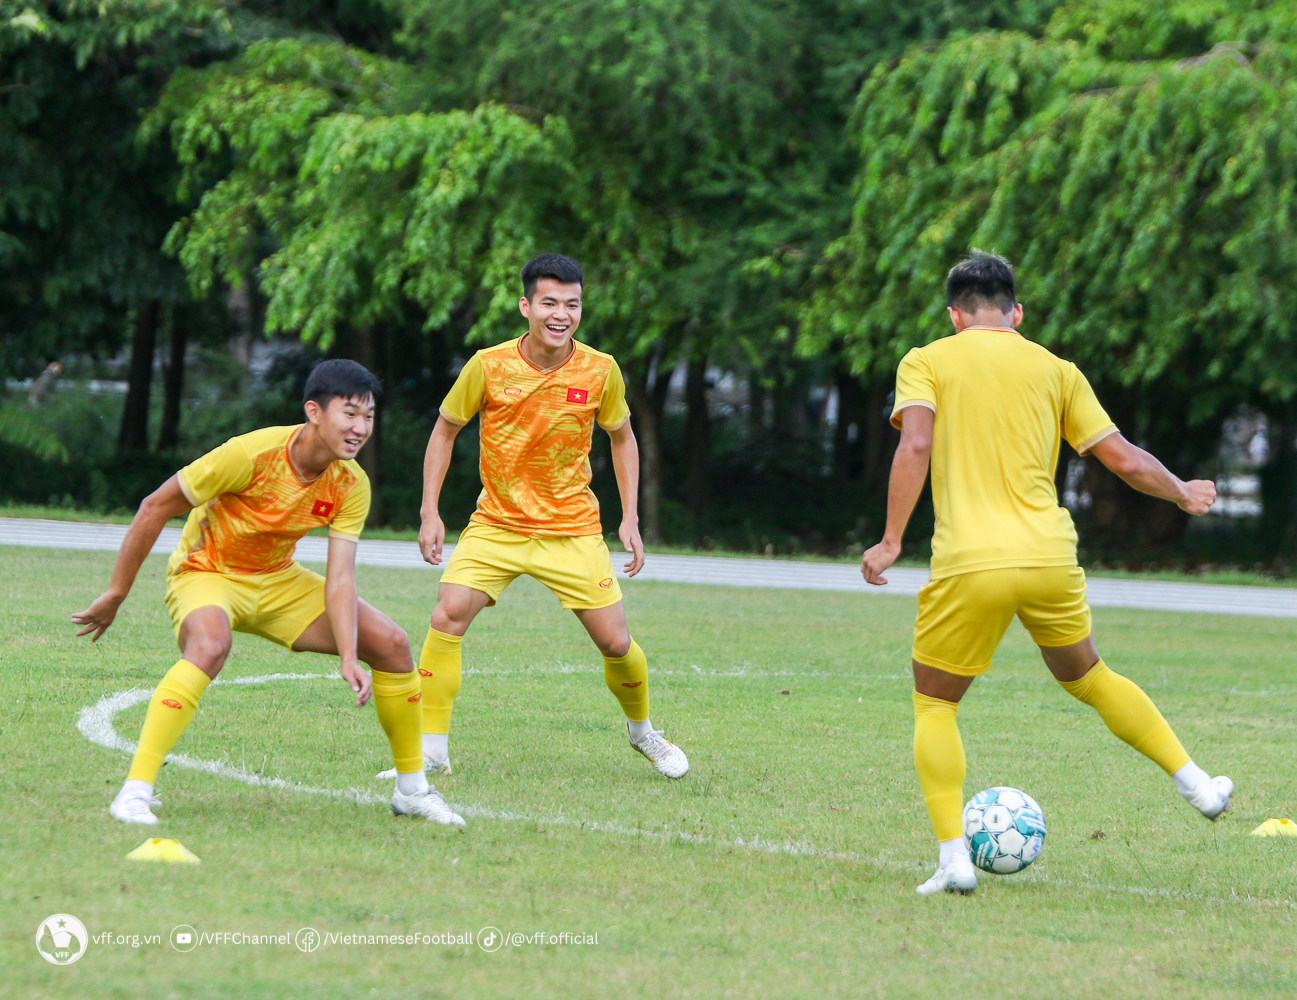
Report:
440,337,631,537
167,425,370,577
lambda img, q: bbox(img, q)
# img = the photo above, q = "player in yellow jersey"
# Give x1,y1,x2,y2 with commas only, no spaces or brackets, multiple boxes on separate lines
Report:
72,360,464,827
381,253,688,782
861,251,1232,896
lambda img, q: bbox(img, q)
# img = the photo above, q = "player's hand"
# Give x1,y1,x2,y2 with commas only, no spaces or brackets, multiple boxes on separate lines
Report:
340,660,372,707
71,591,124,641
619,518,645,577
861,538,901,586
1179,479,1217,516
419,513,446,566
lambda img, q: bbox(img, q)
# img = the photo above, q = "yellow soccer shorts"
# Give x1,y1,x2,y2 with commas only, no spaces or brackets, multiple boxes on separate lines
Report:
441,523,624,610
912,565,1092,677
164,562,327,649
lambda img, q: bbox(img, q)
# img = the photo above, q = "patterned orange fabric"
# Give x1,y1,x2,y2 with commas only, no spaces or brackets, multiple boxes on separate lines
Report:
440,337,630,537
168,425,370,577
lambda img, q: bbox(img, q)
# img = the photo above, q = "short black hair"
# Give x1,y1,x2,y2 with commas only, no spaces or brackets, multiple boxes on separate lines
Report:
521,253,584,299
303,359,380,408
946,250,1016,313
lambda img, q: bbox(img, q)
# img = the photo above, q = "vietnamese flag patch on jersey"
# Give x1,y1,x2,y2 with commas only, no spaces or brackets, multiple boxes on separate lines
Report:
566,387,589,404
311,499,335,518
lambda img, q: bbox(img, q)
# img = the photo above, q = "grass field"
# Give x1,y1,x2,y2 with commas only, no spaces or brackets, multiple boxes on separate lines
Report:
3,546,1296,999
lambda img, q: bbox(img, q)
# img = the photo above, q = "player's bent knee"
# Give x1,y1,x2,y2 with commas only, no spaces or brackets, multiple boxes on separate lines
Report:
361,620,412,671
182,636,231,675
601,633,632,659
430,604,472,637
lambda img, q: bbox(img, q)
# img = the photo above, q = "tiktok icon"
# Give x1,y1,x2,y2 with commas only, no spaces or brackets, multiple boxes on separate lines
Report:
477,926,503,953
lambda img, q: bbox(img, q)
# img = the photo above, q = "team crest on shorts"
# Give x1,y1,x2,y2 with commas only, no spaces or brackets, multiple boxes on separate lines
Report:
598,577,613,590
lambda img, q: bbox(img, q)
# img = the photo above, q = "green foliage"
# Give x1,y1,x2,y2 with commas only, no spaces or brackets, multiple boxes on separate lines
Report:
151,38,571,347
804,0,1297,427
0,403,67,461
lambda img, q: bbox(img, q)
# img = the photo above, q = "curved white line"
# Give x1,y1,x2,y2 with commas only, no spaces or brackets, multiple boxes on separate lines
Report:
75,677,1294,910
76,673,386,805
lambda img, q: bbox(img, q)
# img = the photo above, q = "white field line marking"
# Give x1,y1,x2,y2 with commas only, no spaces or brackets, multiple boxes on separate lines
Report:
76,675,1294,911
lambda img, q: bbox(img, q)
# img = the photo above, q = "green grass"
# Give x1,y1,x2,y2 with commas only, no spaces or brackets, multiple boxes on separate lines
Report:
2,547,1296,998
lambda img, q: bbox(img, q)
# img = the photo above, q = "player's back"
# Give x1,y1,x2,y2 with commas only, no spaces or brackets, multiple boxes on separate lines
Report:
893,328,1115,579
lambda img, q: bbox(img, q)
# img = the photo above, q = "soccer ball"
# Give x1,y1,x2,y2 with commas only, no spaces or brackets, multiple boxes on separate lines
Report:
962,786,1046,874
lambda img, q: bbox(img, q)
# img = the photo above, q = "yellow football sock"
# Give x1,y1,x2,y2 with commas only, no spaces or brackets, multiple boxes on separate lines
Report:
913,690,966,842
372,669,424,773
1058,659,1190,774
418,628,462,734
127,659,211,784
604,639,650,722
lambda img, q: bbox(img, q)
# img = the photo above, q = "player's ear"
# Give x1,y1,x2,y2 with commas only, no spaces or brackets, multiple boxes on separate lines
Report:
1012,302,1024,328
519,296,531,319
303,399,323,425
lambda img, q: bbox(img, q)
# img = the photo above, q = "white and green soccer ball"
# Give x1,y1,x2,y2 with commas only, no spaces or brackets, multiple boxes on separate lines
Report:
962,786,1046,874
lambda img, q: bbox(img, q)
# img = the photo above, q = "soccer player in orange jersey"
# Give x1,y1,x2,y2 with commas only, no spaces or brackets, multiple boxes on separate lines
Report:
387,253,689,781
72,361,464,827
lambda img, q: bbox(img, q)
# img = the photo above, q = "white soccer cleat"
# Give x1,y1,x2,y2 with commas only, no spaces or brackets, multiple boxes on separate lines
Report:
391,785,466,827
915,856,978,896
375,754,452,780
629,725,689,779
109,787,162,826
1182,775,1234,821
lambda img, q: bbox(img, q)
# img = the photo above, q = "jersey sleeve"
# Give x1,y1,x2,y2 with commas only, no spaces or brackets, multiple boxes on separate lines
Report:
439,353,486,425
597,360,631,430
176,436,255,506
1062,365,1118,455
328,472,371,541
890,347,937,429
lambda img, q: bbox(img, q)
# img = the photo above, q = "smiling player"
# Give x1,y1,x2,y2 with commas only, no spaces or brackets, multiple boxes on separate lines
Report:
381,253,689,782
73,360,463,827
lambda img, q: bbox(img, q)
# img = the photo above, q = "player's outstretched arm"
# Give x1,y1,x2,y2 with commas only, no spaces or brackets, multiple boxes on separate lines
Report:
418,416,464,565
1088,433,1216,515
606,420,644,577
324,535,371,707
71,475,194,641
862,406,934,586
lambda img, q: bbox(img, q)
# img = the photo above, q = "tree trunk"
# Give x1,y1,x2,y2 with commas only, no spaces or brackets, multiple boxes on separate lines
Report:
629,367,665,544
118,301,159,452
1259,402,1297,559
684,347,711,535
832,366,865,478
157,313,188,452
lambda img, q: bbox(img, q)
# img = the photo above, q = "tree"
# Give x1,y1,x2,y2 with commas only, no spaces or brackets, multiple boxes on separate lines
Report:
802,0,1297,554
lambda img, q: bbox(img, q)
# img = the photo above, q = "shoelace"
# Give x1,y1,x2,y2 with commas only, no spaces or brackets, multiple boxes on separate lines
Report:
635,731,674,757
407,786,452,810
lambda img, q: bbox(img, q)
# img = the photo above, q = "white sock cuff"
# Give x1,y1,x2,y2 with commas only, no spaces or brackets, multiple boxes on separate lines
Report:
396,770,430,795
938,837,970,868
1173,760,1211,796
121,778,154,798
422,732,449,762
627,718,654,743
